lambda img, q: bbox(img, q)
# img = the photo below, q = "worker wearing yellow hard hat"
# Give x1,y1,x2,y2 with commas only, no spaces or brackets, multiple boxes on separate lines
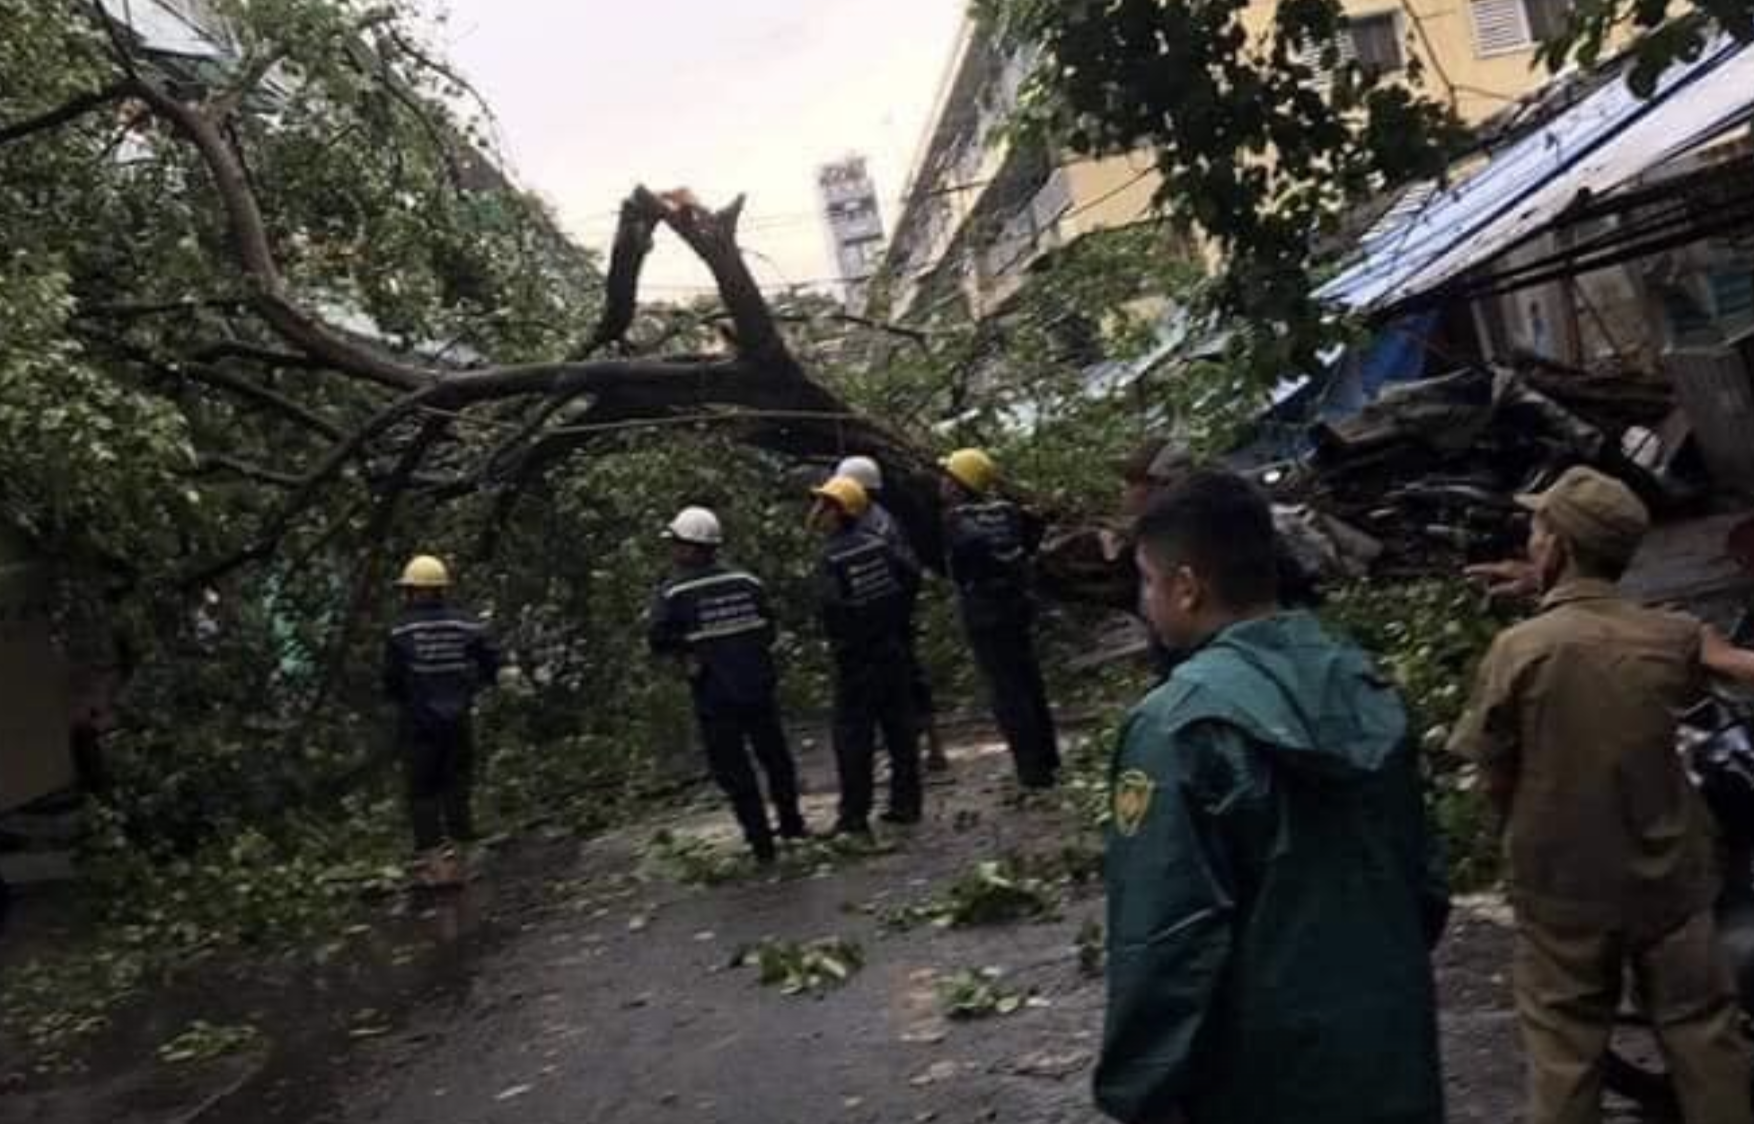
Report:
835,456,947,775
811,475,925,835
396,554,452,588
938,449,1060,790
940,447,1000,495
385,553,501,888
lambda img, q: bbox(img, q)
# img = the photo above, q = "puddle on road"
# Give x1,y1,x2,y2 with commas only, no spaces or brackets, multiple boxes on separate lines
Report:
93,842,575,1124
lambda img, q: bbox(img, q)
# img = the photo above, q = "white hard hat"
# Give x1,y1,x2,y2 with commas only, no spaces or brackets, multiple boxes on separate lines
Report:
835,456,883,493
664,506,723,546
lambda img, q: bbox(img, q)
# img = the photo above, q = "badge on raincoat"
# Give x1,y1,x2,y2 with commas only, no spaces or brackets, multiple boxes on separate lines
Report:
1113,769,1156,837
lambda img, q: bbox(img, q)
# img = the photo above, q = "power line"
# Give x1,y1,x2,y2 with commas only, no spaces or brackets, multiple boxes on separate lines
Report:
563,159,1096,235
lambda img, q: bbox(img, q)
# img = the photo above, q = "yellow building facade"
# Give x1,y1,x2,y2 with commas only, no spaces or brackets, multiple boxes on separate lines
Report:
881,4,1573,321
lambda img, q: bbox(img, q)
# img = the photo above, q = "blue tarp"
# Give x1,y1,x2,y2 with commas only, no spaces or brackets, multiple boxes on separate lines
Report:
1229,312,1440,464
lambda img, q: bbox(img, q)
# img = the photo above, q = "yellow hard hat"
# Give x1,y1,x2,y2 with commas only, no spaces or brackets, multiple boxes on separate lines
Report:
396,555,451,588
941,448,998,494
811,475,870,518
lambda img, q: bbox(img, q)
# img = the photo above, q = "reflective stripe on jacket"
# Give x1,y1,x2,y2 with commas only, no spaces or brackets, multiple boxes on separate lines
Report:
649,564,779,712
384,603,500,727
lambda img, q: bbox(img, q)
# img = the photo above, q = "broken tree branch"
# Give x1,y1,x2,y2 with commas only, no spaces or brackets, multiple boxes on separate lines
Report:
123,75,432,393
301,415,450,721
95,28,949,580
80,331,350,442
0,82,129,146
571,193,665,359
643,189,794,372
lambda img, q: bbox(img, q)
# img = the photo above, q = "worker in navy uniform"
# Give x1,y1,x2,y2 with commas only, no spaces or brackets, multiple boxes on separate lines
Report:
811,476,923,836
939,448,1060,789
384,555,501,888
648,506,806,864
834,455,949,774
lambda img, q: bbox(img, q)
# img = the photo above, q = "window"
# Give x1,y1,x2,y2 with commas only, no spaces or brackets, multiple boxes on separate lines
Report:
1349,13,1406,74
1470,0,1572,55
1470,0,1534,56
1297,13,1404,92
1524,0,1574,43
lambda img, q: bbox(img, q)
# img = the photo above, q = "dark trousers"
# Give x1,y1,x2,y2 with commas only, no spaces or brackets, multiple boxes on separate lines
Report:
401,717,475,851
832,656,922,829
904,624,936,721
969,621,1060,788
699,700,804,854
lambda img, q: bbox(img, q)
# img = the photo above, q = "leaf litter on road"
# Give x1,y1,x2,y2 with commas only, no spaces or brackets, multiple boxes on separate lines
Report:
731,936,866,996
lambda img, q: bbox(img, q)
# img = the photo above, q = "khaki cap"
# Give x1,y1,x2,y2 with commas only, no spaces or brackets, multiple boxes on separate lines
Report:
1516,466,1649,562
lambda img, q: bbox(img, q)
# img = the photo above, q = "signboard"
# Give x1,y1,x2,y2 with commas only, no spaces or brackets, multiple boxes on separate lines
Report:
0,543,72,813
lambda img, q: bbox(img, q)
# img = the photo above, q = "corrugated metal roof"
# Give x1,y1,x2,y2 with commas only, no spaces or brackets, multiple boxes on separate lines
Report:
98,0,231,60
1318,36,1754,314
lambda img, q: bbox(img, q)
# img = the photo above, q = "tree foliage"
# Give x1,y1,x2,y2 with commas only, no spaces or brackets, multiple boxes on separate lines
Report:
1539,0,1754,97
2,0,940,1062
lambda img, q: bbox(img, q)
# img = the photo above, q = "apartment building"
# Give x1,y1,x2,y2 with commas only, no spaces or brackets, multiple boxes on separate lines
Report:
881,4,1577,323
817,155,887,314
1270,0,1579,121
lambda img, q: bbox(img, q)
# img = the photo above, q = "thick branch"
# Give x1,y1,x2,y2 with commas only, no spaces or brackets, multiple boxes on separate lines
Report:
571,193,665,359
641,188,795,372
110,46,940,573
79,296,249,321
84,333,348,442
124,77,431,393
193,339,335,370
302,416,448,718
178,363,348,441
0,83,129,146
179,388,437,588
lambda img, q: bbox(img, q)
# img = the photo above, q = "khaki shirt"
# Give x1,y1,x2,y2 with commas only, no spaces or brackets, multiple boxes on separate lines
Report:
1449,579,1716,933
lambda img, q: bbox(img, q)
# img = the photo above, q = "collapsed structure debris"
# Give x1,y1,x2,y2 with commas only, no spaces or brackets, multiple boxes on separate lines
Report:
1274,364,1666,575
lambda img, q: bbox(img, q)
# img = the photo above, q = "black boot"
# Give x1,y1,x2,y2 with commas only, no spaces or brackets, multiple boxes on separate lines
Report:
832,819,873,841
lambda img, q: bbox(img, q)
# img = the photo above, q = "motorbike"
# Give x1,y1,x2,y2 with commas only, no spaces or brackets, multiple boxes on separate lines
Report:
1602,673,1754,1114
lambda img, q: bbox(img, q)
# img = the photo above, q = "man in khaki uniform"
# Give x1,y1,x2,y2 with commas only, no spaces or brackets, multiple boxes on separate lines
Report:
1452,466,1754,1124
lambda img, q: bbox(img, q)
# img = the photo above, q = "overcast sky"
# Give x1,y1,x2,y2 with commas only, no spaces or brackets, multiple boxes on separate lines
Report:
431,0,968,296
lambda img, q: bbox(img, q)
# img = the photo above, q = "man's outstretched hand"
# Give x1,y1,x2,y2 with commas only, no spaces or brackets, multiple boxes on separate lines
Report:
1463,559,1539,601
1703,625,1754,689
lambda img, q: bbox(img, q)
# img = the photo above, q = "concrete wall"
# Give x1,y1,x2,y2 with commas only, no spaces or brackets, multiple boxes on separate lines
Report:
1243,0,1574,125
1060,154,1163,239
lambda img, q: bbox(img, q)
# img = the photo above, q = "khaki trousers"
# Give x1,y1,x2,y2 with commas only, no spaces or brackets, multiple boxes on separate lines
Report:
1514,910,1752,1124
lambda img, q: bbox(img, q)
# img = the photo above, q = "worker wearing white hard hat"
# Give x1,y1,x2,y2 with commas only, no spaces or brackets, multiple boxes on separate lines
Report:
649,506,806,862
663,506,723,546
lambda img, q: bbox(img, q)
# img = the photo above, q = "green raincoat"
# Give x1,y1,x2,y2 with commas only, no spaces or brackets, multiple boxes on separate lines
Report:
1095,612,1447,1124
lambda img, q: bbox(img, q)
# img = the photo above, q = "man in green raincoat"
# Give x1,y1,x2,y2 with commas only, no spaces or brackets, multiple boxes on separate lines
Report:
1096,471,1448,1124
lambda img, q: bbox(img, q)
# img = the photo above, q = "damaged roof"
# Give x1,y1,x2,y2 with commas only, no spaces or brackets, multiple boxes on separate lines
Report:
1319,36,1754,315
